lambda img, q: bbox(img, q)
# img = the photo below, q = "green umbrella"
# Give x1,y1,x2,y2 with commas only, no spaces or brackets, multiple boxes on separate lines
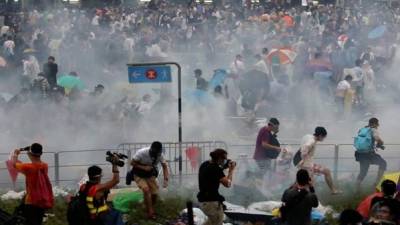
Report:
57,75,85,90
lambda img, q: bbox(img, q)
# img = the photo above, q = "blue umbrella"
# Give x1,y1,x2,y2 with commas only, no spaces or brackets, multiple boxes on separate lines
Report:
185,89,213,106
209,69,227,90
368,25,386,39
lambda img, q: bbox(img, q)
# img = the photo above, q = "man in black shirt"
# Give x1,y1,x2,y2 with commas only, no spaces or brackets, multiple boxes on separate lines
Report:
281,169,319,225
43,56,58,88
197,149,236,225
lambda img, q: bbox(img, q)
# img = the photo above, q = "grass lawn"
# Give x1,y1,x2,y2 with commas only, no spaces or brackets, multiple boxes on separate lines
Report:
0,181,376,225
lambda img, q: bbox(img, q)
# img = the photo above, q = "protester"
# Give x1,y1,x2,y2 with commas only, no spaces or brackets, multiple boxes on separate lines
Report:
297,127,342,194
352,59,365,104
77,164,123,225
370,180,400,223
194,69,208,91
354,118,387,190
90,84,105,97
42,56,58,88
197,148,236,225
253,118,286,176
130,141,169,219
12,143,54,225
369,201,398,225
3,36,15,59
335,75,353,117
281,169,318,225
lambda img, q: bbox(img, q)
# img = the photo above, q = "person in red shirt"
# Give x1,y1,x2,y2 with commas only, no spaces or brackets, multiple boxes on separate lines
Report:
12,143,53,225
253,118,287,176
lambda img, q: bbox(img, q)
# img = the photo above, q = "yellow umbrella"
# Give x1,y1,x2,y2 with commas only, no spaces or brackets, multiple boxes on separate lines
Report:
376,172,400,191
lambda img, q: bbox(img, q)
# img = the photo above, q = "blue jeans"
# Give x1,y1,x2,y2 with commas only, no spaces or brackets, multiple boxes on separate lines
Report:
99,209,124,225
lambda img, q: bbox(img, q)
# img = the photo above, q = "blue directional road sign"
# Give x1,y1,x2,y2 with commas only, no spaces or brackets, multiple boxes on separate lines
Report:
128,65,172,83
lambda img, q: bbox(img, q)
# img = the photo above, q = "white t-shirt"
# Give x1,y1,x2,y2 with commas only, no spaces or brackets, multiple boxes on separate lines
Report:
352,67,364,87
132,147,165,166
336,80,351,98
299,134,317,168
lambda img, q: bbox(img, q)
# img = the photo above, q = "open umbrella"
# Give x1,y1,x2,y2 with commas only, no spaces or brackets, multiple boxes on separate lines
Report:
337,34,349,49
307,59,333,73
240,70,270,92
209,69,228,90
368,25,386,39
266,48,297,65
376,171,400,191
185,89,213,106
57,75,85,91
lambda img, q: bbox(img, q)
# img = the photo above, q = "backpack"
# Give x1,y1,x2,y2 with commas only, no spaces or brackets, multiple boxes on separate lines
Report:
67,183,94,225
354,127,374,152
29,168,54,209
293,149,302,166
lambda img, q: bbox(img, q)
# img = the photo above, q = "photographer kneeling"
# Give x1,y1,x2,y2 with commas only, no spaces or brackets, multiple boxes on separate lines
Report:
130,141,169,219
197,149,236,225
80,160,124,225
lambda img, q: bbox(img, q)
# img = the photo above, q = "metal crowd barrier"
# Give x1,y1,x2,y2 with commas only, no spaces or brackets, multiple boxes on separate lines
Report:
0,141,228,189
0,142,399,189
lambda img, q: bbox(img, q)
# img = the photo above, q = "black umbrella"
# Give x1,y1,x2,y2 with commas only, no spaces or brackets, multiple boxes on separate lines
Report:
239,69,270,92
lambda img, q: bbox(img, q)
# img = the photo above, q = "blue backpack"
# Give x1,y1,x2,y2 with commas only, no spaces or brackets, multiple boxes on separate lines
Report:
354,127,374,152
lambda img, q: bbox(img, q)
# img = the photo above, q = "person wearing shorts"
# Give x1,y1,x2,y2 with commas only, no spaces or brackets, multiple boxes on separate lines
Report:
298,127,342,194
355,118,387,190
131,141,169,219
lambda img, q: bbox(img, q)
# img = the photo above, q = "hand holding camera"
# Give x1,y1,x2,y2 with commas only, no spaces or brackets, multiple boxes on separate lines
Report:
223,159,237,170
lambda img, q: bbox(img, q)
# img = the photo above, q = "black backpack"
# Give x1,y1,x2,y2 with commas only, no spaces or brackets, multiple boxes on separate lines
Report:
293,149,302,166
67,183,94,225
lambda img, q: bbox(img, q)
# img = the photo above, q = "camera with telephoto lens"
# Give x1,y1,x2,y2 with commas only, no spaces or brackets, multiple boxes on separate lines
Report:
222,159,236,170
106,151,128,167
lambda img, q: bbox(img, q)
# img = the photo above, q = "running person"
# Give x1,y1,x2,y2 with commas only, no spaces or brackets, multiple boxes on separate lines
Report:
354,118,387,190
297,127,342,194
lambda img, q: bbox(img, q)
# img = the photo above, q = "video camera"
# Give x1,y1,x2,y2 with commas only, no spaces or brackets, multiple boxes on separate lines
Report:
106,151,128,167
222,159,236,170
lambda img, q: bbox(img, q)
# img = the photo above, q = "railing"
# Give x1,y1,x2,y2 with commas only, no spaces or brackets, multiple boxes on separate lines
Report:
228,143,400,182
0,142,399,189
0,141,228,189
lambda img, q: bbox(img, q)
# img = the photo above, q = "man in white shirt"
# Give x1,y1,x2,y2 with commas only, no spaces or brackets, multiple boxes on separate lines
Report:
336,75,353,117
130,142,169,219
298,127,341,194
352,59,364,104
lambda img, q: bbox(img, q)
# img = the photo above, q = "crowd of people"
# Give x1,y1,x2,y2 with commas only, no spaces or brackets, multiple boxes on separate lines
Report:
1,0,400,225
0,0,400,146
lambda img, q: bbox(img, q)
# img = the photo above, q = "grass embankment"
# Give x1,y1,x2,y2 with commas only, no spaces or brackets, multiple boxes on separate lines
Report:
0,182,375,225
0,193,188,225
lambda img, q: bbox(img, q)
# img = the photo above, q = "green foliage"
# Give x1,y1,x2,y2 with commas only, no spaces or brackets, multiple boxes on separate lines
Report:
127,194,187,225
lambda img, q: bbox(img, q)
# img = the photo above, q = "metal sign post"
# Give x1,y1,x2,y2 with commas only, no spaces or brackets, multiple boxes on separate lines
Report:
127,62,183,178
